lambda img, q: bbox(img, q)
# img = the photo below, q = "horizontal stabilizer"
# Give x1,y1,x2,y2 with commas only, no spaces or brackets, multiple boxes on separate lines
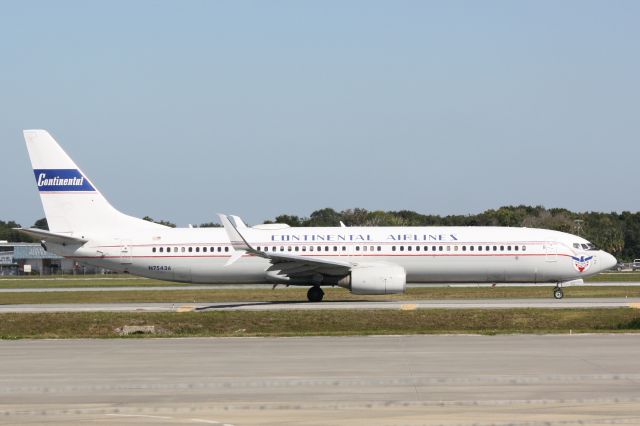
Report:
15,228,88,245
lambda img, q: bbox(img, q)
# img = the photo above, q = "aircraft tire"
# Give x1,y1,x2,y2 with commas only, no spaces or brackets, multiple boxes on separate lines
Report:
553,288,564,299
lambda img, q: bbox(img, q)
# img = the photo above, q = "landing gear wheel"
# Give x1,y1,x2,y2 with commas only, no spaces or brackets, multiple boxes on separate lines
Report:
553,288,564,299
307,286,324,302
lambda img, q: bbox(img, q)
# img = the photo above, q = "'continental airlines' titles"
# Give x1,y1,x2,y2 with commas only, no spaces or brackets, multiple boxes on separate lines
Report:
271,233,459,242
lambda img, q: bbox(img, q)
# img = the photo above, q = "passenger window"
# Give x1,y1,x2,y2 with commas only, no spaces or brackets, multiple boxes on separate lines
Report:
302,246,306,252
485,246,490,251
377,246,381,251
462,246,466,251
196,247,200,253
273,247,276,251
392,246,396,251
295,246,300,252
407,246,411,252
478,246,483,251
188,247,193,253
400,246,404,252
203,247,207,253
447,246,451,251
507,245,512,251
438,246,443,251
333,246,338,252
514,246,519,251
470,246,474,251
493,246,497,251
363,246,368,252
432,246,436,251
224,247,229,252
210,247,215,252
522,245,526,251
257,246,261,251
500,245,504,251
325,246,329,252
424,246,428,251
416,246,420,252
454,246,458,251
342,246,346,251
356,246,360,251
152,247,156,253
217,247,222,252
166,247,170,252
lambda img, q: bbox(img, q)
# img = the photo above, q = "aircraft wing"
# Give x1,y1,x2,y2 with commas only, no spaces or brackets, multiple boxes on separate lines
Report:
14,228,88,245
218,214,353,278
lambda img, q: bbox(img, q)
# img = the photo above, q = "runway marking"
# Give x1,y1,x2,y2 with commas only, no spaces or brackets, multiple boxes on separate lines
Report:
190,419,222,424
177,305,196,312
401,303,417,311
105,413,173,419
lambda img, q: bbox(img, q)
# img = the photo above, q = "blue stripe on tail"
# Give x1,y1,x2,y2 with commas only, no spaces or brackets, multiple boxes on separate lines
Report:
33,169,95,192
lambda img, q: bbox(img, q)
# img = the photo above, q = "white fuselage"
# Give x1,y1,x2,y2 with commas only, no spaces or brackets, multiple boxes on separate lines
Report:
50,225,615,285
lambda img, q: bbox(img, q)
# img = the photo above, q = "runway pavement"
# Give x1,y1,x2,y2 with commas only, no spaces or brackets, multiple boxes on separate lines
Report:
1,297,640,313
1,334,639,425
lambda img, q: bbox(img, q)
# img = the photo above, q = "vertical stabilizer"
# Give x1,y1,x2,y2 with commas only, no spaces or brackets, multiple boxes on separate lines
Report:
24,130,166,237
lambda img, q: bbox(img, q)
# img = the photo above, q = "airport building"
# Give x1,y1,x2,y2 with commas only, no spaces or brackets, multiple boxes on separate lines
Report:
0,242,102,275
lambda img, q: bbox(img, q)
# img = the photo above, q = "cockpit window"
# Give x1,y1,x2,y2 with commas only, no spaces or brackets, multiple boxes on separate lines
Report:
581,244,589,250
587,243,598,250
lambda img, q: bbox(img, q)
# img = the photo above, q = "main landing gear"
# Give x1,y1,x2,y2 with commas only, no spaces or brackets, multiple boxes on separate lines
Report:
553,287,564,299
307,286,324,302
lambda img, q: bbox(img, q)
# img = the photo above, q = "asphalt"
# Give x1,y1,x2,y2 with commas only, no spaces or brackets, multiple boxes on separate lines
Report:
1,334,639,425
1,297,640,313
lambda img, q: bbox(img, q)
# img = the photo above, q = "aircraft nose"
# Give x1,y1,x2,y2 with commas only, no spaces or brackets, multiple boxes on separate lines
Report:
601,251,617,270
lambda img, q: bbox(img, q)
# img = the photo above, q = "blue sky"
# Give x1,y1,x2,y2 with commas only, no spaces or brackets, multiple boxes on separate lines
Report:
1,1,639,226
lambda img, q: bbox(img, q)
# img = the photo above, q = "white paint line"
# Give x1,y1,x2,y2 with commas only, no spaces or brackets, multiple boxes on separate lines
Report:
105,413,173,419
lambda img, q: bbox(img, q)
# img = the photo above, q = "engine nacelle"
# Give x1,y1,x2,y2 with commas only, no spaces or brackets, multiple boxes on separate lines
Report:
338,263,406,295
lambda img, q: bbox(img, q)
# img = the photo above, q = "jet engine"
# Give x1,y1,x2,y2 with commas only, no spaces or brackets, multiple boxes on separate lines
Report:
336,263,406,295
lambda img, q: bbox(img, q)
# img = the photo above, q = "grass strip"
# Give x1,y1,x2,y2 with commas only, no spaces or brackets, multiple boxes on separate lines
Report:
1,308,639,339
3,286,640,304
1,272,639,289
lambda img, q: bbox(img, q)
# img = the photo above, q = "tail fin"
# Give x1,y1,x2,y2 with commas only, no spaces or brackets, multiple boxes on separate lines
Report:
24,130,167,237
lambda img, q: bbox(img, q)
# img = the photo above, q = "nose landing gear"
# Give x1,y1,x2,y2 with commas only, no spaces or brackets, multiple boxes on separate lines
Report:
553,287,564,299
307,286,324,302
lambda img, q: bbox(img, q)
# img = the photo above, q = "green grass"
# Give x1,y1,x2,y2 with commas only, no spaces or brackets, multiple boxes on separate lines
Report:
2,285,640,304
586,272,640,282
0,272,638,289
1,308,639,339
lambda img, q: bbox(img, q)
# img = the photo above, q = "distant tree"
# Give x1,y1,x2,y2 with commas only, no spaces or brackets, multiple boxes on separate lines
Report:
197,222,222,228
308,208,342,227
0,220,33,242
33,218,48,230
142,216,176,228
272,215,303,227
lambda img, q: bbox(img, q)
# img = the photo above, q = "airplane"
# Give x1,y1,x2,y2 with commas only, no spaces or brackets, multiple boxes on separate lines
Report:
18,129,617,302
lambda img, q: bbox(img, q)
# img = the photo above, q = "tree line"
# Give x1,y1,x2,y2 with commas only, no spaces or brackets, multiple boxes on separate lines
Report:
265,206,640,260
2,206,639,259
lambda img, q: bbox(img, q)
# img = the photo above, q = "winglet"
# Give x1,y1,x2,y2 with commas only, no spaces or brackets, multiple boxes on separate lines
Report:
218,213,257,266
229,215,248,229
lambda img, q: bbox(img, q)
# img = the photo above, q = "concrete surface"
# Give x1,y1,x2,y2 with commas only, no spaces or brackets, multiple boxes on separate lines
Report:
1,297,640,313
1,334,639,425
